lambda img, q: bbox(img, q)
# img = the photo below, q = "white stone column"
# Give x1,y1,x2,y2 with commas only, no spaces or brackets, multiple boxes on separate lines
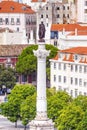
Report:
34,42,50,120
29,41,54,130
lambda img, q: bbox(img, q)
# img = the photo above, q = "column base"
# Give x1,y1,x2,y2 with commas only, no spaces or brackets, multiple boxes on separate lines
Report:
29,118,55,130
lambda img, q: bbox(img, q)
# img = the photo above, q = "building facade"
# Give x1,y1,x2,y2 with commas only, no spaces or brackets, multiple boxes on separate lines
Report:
37,1,71,43
0,1,36,43
50,24,87,48
50,47,87,97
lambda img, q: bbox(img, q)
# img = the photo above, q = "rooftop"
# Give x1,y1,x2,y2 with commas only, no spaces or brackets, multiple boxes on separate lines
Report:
52,47,87,64
0,1,35,14
0,44,29,57
51,24,87,31
60,47,87,55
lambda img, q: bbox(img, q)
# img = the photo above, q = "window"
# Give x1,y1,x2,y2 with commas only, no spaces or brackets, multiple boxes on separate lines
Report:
41,15,43,18
70,90,73,97
71,64,73,71
63,6,65,10
64,76,66,83
75,89,78,97
79,65,82,73
84,81,87,87
16,18,20,24
47,23,48,27
84,66,87,73
79,91,82,95
63,14,66,18
57,14,60,18
46,15,48,18
64,64,66,70
67,14,69,18
17,27,19,32
67,6,69,10
75,65,78,72
54,75,56,82
0,18,3,24
84,92,86,96
85,9,87,13
54,41,57,46
79,78,82,86
74,54,78,60
85,1,87,6
71,77,73,84
54,62,56,69
11,18,14,24
46,7,48,10
59,75,61,82
5,18,9,24
75,78,78,85
58,63,61,70
57,7,60,10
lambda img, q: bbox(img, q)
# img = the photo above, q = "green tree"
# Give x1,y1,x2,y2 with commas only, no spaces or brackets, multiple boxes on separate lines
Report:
77,110,87,130
20,94,36,130
0,84,36,128
16,44,58,82
57,104,84,130
0,67,16,92
73,95,87,112
47,91,72,125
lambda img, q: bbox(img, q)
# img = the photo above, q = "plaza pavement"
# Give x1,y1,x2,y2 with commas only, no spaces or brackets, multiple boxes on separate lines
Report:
0,115,29,130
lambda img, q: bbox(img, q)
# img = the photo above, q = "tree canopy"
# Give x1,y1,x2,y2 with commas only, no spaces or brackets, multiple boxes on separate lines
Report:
0,67,16,92
1,87,87,130
0,84,36,128
16,44,58,75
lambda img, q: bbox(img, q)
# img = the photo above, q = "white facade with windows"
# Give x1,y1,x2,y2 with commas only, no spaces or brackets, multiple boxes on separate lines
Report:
76,0,87,23
0,1,36,43
50,47,87,97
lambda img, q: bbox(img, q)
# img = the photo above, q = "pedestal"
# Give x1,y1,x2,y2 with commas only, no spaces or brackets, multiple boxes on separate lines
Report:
29,119,54,130
29,41,54,130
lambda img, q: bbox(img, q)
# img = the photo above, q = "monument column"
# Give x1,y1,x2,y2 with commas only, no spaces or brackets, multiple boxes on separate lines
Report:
34,42,49,120
29,42,54,130
29,22,54,130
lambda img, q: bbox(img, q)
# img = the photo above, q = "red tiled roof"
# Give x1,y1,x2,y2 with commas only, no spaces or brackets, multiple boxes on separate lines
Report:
60,47,87,55
0,1,35,14
31,0,46,2
52,47,87,63
51,24,87,31
0,44,29,57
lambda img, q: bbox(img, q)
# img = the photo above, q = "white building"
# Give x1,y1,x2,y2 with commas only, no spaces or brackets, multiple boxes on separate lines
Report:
0,28,28,45
50,24,87,48
75,0,87,23
50,47,87,97
59,30,87,50
0,1,36,43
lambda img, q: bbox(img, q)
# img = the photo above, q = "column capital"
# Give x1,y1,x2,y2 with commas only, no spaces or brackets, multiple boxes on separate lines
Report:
33,49,50,59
